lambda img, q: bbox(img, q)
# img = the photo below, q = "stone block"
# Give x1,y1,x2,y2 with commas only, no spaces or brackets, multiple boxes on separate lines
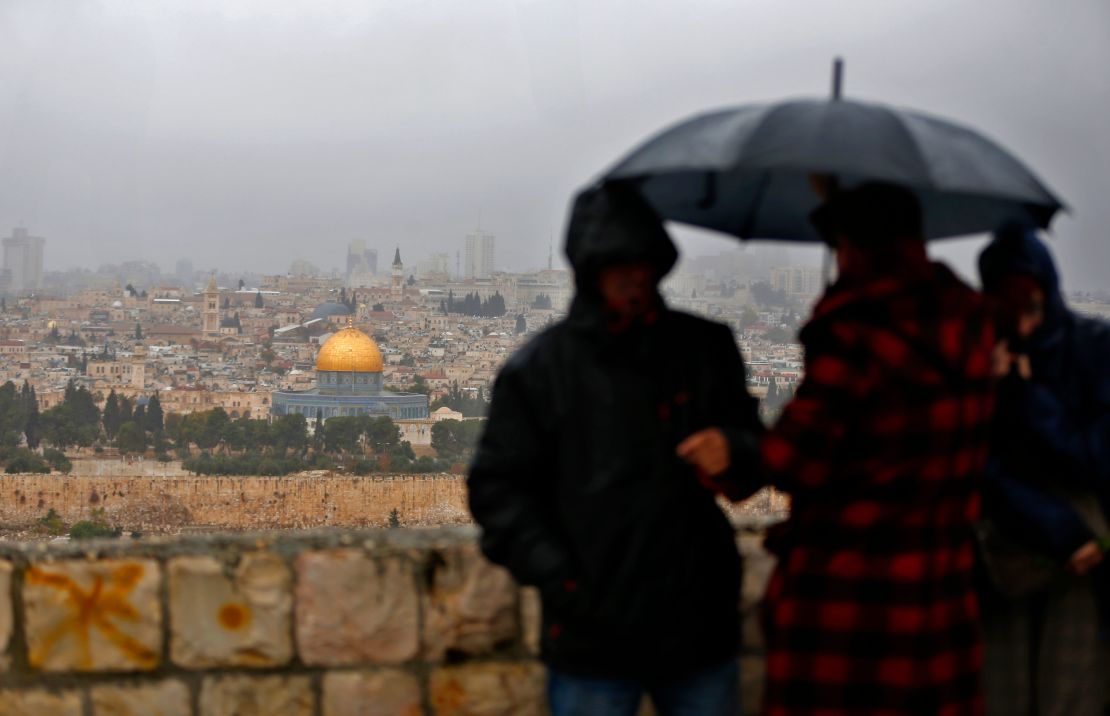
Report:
422,544,517,660
0,561,12,670
199,675,313,716
429,662,545,716
23,558,161,672
169,552,292,669
519,587,541,656
91,679,191,716
322,669,423,716
0,689,82,716
295,549,419,665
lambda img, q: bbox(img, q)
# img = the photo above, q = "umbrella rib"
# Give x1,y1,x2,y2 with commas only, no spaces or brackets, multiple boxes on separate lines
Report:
738,171,772,239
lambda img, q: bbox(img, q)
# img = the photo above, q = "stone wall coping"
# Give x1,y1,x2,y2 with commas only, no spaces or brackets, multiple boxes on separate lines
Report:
0,526,481,562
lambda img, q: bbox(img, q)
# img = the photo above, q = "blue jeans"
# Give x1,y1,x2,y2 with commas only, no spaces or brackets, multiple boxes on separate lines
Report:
548,659,740,716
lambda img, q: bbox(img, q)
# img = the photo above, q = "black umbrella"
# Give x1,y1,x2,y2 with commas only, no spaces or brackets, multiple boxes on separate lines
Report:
603,60,1064,242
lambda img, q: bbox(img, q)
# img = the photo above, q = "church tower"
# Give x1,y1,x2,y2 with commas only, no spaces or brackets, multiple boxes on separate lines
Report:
391,248,403,302
202,275,221,339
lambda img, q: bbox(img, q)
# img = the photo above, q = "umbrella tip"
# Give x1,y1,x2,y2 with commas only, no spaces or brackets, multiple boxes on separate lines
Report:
831,57,844,100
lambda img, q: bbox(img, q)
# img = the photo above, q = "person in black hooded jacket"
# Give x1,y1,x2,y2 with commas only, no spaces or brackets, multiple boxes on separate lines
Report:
467,183,762,716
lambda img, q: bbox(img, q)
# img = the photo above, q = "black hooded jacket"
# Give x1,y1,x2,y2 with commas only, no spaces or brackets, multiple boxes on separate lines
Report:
467,185,763,678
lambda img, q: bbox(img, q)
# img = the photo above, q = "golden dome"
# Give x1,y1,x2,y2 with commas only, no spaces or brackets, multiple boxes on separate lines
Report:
315,327,383,373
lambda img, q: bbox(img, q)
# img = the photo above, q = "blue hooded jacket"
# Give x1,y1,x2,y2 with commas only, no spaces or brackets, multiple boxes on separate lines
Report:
979,227,1110,561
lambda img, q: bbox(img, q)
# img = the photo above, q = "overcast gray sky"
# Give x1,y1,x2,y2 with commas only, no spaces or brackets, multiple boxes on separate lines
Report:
1,0,1107,288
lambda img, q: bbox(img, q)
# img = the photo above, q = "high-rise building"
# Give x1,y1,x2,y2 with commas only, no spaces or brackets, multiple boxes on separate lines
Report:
3,227,45,294
770,266,823,296
464,230,495,279
346,241,378,286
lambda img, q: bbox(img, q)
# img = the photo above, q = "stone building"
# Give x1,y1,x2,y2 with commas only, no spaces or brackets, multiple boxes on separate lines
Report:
270,320,428,421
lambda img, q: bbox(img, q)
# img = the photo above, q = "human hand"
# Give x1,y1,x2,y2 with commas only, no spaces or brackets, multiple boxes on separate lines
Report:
677,428,730,478
992,341,1032,380
992,341,1013,378
1069,540,1103,576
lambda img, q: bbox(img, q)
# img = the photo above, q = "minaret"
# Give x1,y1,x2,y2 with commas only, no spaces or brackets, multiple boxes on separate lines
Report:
202,274,220,339
130,345,147,389
391,248,403,302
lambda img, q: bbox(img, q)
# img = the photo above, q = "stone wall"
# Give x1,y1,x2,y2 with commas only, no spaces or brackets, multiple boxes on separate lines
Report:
0,473,470,531
0,528,542,715
0,528,771,715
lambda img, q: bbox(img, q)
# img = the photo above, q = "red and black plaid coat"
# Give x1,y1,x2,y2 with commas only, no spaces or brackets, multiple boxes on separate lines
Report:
760,257,995,716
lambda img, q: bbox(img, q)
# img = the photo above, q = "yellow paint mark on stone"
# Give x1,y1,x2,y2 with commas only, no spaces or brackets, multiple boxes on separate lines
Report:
25,563,158,670
218,603,250,631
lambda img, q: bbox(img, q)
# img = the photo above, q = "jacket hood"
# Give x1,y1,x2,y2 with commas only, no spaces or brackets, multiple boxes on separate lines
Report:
564,182,678,292
979,225,1069,344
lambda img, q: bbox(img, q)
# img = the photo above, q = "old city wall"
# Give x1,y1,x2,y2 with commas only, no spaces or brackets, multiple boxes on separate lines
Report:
0,470,470,531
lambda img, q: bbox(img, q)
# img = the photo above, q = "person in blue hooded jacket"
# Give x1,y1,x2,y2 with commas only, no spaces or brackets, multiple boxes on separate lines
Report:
978,224,1110,716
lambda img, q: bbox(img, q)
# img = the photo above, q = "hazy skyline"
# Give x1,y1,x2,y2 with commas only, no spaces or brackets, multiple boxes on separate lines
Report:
1,1,1108,288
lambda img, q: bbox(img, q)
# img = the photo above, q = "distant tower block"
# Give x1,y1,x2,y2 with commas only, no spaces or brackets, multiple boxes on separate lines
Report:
464,230,495,279
203,275,221,339
391,247,404,302
2,227,45,293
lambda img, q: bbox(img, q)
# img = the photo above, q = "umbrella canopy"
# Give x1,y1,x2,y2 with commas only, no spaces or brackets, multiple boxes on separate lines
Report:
603,97,1065,242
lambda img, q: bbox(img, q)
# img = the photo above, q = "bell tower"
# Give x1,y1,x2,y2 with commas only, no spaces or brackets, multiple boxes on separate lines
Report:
391,247,403,302
203,274,220,339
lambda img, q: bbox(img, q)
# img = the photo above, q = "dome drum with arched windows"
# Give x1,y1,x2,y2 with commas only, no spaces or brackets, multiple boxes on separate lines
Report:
270,324,428,422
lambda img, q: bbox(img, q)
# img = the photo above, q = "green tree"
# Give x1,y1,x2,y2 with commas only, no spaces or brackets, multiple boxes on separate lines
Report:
20,381,39,448
4,448,50,473
271,414,308,454
116,421,147,455
145,394,164,433
0,381,23,446
323,416,363,454
118,395,134,423
69,509,121,540
364,416,401,455
254,291,264,308
103,390,122,439
36,508,66,536
134,322,143,340
409,375,429,395
42,448,72,474
198,408,230,450
431,419,484,461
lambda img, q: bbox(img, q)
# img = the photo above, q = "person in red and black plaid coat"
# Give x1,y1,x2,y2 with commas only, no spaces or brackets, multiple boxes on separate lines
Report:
748,184,996,715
